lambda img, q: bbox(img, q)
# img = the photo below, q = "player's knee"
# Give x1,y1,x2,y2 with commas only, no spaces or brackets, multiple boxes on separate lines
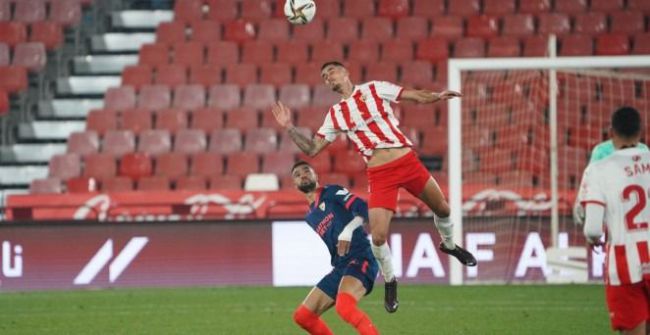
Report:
434,203,450,218
371,234,387,246
293,305,315,327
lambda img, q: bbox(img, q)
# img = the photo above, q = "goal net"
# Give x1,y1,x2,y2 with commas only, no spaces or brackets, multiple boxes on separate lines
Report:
447,55,650,284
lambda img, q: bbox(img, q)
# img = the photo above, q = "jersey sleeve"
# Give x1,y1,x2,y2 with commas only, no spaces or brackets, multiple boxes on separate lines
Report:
315,108,338,142
580,165,606,207
374,81,404,103
327,185,369,221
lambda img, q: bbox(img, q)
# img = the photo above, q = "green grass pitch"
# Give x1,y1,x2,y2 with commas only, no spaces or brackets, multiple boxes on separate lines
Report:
0,284,610,334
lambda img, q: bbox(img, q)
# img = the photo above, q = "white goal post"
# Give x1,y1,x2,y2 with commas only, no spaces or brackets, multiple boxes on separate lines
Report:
447,55,650,285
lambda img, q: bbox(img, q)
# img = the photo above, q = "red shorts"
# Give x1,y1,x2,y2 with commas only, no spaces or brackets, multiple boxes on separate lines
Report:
606,280,650,331
366,151,431,211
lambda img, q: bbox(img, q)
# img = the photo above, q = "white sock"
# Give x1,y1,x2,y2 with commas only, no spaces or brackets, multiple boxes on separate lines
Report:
435,216,456,250
371,242,395,282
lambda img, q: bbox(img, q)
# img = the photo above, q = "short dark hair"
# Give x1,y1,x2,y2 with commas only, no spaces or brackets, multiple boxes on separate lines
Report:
290,160,311,174
320,61,345,72
611,106,641,138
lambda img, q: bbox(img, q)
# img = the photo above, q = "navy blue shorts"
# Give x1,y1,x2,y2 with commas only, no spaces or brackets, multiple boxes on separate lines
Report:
316,253,379,300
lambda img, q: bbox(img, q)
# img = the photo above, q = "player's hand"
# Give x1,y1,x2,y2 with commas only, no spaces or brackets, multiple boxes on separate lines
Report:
436,90,462,101
271,101,293,129
337,240,351,256
573,203,585,225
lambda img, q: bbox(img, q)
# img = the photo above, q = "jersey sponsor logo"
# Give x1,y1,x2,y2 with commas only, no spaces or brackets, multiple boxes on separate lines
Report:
319,202,326,211
316,213,334,237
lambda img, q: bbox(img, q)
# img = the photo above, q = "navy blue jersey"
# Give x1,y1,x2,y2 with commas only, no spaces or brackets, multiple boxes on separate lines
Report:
305,185,372,267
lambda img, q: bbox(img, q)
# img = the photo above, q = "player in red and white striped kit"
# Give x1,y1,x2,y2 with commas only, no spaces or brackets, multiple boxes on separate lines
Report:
272,61,477,313
581,107,650,335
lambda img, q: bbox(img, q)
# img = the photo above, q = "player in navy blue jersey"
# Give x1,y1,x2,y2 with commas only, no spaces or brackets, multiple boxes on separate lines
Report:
290,161,383,335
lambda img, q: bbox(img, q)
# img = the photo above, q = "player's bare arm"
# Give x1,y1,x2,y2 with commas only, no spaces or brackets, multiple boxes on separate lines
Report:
400,89,462,104
271,101,330,156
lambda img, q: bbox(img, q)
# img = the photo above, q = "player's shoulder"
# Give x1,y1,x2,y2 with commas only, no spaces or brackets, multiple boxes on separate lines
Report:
321,184,352,198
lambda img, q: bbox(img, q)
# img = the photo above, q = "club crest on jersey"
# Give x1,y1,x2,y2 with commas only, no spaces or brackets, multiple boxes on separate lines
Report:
319,202,326,211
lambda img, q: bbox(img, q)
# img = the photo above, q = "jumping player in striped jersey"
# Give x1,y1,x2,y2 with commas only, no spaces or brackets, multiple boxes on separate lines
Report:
290,161,380,335
581,107,650,335
272,61,477,313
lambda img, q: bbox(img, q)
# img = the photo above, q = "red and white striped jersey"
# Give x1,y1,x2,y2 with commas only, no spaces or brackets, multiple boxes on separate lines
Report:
316,81,412,158
582,148,650,286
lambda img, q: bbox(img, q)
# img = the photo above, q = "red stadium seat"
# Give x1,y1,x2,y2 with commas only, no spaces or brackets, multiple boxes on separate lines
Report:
208,84,241,110
258,19,289,42
155,152,189,179
206,0,238,21
0,66,28,94
0,0,9,21
243,84,275,110
245,127,278,153
14,0,46,24
83,153,117,180
12,42,46,72
276,41,309,64
343,0,375,19
279,127,312,153
209,174,242,190
156,21,186,45
396,17,429,41
502,14,535,37
431,16,464,40
122,109,153,134
122,65,153,90
416,37,449,62
325,18,359,43
574,12,607,34
67,131,99,156
295,62,323,86
596,33,630,56
590,0,623,11
50,0,82,27
348,40,380,63
155,64,187,88
361,17,394,43
30,21,64,50
103,130,136,157
173,42,204,67
487,36,521,57
312,84,341,107
138,176,170,191
176,175,207,190
467,15,499,39
260,63,293,86
633,33,650,55
262,152,295,176
104,86,136,111
279,84,310,109
628,0,650,11
401,61,433,87
0,22,27,47
101,177,133,192
224,63,258,86
497,171,535,188
225,107,258,130
292,18,325,41
448,0,479,16
86,109,118,135
191,152,224,177
518,0,551,14
175,129,207,154
155,109,188,134
0,90,8,115
138,85,171,111
191,108,224,132
365,62,398,82
378,0,409,19
555,0,587,14
453,38,485,58
610,11,644,34
538,13,571,36
483,0,515,15
207,41,239,66
333,151,365,176
523,36,548,57
223,19,256,44
320,173,351,188
312,40,345,62
241,40,274,64
174,0,203,24
190,65,222,87
560,35,593,56
381,40,414,62
209,128,243,154
513,147,548,174
30,178,62,194
174,84,206,111
138,129,172,156
66,177,98,193
190,20,221,44
48,153,81,180
240,0,272,21
226,152,260,176
412,0,444,17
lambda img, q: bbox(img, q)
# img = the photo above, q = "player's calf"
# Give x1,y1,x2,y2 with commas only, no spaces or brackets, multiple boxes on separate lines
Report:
293,305,333,335
335,293,379,335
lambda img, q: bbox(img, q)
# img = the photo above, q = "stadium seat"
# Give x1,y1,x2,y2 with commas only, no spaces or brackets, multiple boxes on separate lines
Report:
502,15,535,37
279,84,311,109
191,152,224,177
101,177,134,192
83,153,117,180
523,36,548,57
207,41,239,65
560,35,593,56
298,152,332,174
155,109,188,134
295,62,324,86
12,42,46,72
262,151,294,175
381,40,414,62
412,0,444,17
190,65,222,87
312,84,340,107
596,34,630,55
365,62,398,82
483,0,515,15
259,63,293,86
224,63,258,86
466,16,499,39
258,18,289,42
497,171,535,188
241,40,274,64
487,37,521,57
574,12,607,34
416,37,449,62
0,66,28,94
138,130,172,156
208,84,241,110
244,128,278,153
513,147,548,174
209,128,243,154
431,16,464,40
176,175,208,190
278,127,312,153
173,84,205,111
448,0,479,16
209,175,242,190
156,21,186,45
401,61,433,87
240,0,272,21
243,84,275,110
0,43,10,66
48,153,81,180
628,0,650,11
610,11,644,34
190,21,221,44
477,147,513,173
223,19,256,43
343,0,375,19
67,131,99,157
30,178,62,194
292,18,325,41
377,0,409,19
225,108,258,130
325,18,359,43
122,65,153,90
538,13,571,35
0,22,27,48
590,0,623,11
174,129,207,154
50,0,82,27
276,41,309,64
453,38,485,58
348,40,379,63
86,110,118,135
104,86,136,111
138,176,170,191
555,0,587,14
361,17,394,42
244,173,279,191
333,151,365,176
30,21,64,50
155,152,188,179
173,42,204,67
319,173,351,188
420,127,447,155
190,108,224,132
138,85,171,111
155,64,188,88
14,0,46,24
206,0,238,21
226,152,260,176
0,90,7,115
66,177,98,193
260,109,286,132
0,0,9,21
633,33,650,55
121,109,152,135
311,40,345,62
173,0,203,24
396,17,429,41
518,0,551,14
103,130,136,157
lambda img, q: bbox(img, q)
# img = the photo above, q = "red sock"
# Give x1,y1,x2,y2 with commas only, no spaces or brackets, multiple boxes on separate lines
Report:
335,292,379,335
293,305,333,335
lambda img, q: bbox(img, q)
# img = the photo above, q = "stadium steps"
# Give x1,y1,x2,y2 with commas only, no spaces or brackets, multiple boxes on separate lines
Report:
38,99,104,119
18,121,86,141
56,76,121,96
0,144,66,164
73,55,138,75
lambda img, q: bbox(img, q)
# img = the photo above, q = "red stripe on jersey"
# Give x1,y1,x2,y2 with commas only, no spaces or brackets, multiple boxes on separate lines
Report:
345,195,359,209
637,241,650,279
581,200,606,207
353,91,393,144
614,245,632,284
329,107,340,130
340,101,374,150
369,84,408,146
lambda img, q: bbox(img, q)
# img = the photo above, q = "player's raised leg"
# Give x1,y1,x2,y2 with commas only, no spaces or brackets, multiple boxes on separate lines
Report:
335,276,379,335
369,207,399,313
293,287,335,335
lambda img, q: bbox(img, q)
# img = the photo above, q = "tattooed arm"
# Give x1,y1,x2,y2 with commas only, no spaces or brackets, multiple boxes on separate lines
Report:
271,101,330,157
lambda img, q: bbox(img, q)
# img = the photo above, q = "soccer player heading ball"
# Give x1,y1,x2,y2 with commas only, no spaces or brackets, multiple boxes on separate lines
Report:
272,61,478,312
